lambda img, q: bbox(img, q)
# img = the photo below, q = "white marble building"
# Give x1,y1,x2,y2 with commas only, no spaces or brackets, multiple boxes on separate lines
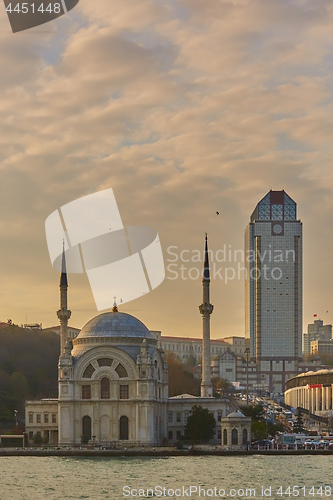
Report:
25,236,229,446
58,309,168,445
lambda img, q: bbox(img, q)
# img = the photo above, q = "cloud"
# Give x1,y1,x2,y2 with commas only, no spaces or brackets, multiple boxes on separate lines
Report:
1,0,333,335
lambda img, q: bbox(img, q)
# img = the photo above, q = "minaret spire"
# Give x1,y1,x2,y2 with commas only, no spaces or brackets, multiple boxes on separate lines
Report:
57,243,71,355
199,233,214,397
60,240,68,287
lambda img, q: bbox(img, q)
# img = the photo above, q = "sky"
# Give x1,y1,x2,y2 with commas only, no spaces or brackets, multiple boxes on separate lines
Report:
1,0,333,339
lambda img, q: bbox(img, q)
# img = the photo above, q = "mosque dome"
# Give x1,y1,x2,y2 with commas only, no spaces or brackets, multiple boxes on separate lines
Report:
77,311,153,339
227,411,246,418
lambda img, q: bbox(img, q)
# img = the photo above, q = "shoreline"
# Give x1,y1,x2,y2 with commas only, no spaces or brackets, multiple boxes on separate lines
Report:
1,448,333,457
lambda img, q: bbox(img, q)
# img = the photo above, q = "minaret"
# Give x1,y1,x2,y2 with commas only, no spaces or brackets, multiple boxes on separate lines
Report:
199,233,214,398
57,244,71,355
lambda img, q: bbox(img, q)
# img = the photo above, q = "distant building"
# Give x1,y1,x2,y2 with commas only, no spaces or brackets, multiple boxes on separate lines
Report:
285,369,333,416
167,394,230,443
25,399,58,444
24,323,42,329
151,332,246,362
221,337,247,356
310,339,333,356
45,325,81,341
211,351,302,392
303,319,332,355
155,335,229,362
211,350,237,383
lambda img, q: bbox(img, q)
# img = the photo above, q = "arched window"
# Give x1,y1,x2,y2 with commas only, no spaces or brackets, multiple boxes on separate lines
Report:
101,377,110,399
97,358,113,367
242,428,248,446
223,429,227,445
119,416,129,440
83,364,95,378
82,416,91,443
116,364,128,378
231,428,238,446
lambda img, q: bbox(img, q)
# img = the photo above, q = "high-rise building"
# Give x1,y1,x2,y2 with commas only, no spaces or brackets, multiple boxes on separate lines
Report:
245,190,302,392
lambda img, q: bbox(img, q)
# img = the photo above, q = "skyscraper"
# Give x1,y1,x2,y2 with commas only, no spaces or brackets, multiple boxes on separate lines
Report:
245,190,302,392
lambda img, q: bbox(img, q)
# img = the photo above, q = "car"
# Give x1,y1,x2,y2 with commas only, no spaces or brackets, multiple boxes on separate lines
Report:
251,439,274,448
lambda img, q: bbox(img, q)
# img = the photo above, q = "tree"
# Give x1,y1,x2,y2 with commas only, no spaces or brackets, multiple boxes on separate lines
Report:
0,325,59,431
184,355,197,369
212,377,233,396
33,432,43,445
241,404,265,421
165,353,200,397
9,371,29,401
293,410,305,434
184,405,216,442
241,404,283,441
250,419,284,441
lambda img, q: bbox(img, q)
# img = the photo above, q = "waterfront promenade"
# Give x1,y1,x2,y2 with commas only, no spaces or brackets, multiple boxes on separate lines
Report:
1,447,333,457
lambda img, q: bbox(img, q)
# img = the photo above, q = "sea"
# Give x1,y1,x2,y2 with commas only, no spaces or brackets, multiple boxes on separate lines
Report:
0,455,332,500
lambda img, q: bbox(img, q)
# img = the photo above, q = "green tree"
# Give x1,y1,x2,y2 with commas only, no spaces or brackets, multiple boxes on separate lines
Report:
250,420,284,441
184,405,216,442
184,355,197,369
212,377,233,396
251,420,267,441
165,353,200,396
241,404,265,421
0,324,59,432
33,432,43,445
293,410,305,434
241,404,283,441
9,371,29,400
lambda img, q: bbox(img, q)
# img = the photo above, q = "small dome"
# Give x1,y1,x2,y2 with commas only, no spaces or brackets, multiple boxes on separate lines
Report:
77,311,152,339
227,411,246,418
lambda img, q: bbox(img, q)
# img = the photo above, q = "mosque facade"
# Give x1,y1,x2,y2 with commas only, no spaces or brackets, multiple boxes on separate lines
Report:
25,236,230,446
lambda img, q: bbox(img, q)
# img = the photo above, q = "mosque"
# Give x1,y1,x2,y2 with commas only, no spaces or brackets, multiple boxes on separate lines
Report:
25,236,231,446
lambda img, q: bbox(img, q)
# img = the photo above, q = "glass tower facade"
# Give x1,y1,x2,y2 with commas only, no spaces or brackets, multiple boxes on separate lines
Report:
245,191,302,371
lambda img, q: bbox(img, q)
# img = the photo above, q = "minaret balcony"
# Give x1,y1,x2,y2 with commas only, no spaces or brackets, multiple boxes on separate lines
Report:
199,303,214,315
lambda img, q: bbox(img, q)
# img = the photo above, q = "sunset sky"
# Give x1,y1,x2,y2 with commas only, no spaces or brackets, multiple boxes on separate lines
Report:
1,0,333,339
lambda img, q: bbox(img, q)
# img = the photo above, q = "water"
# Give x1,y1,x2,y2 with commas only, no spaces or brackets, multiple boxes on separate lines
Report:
0,456,332,499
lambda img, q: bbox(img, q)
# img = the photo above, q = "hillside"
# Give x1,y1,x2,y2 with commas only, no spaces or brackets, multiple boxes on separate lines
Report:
0,324,59,429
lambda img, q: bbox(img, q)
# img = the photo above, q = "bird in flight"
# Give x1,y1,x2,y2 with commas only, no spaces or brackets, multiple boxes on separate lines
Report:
216,211,219,215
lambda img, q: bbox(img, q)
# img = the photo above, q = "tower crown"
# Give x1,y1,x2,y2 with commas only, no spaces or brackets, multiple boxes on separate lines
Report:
250,190,297,222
